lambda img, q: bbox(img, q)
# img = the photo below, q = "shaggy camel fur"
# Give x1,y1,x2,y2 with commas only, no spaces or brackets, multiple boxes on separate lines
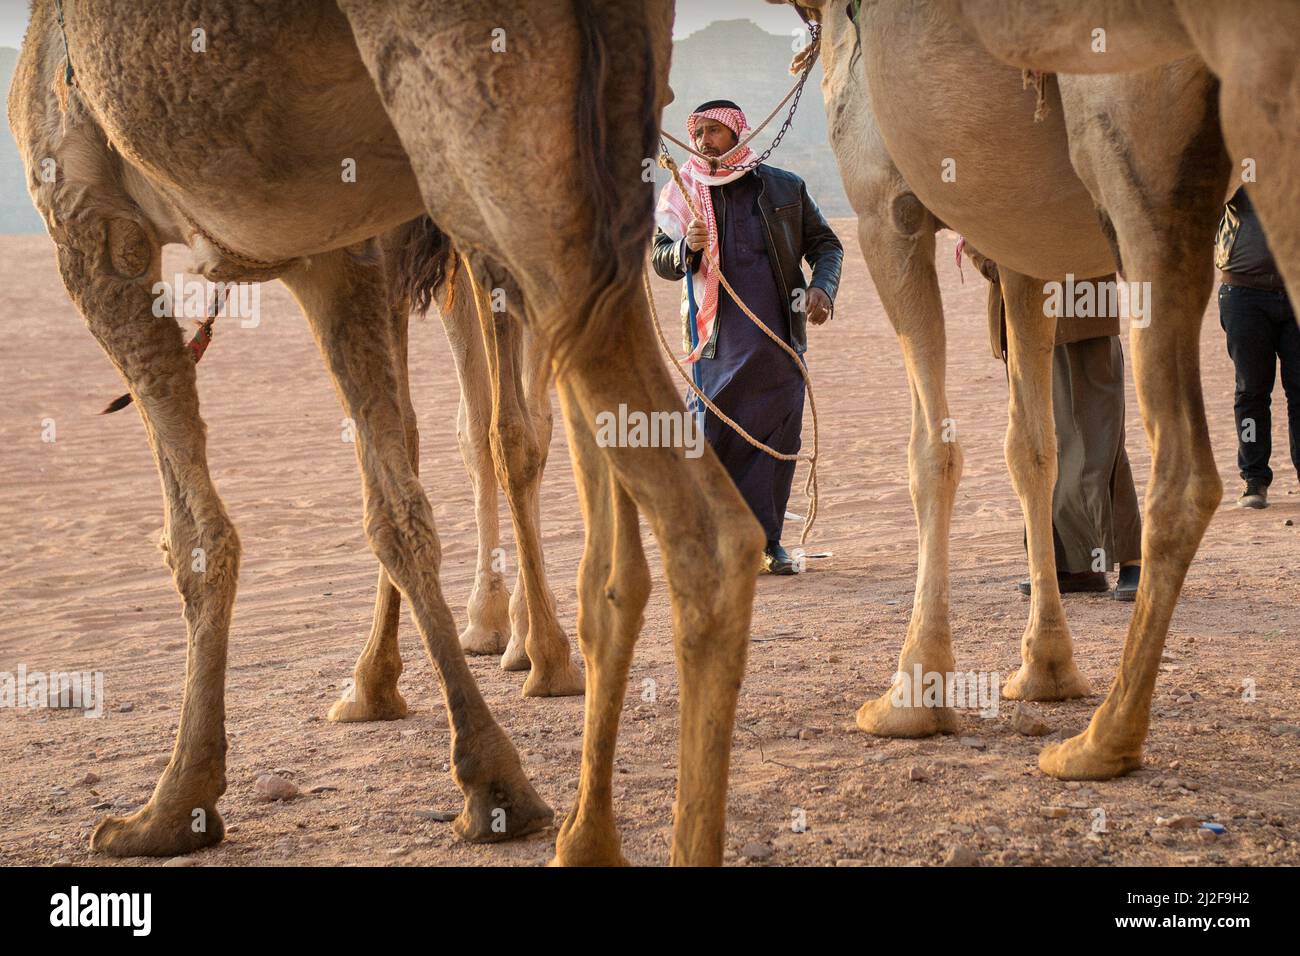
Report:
798,0,1232,778
13,0,761,865
330,253,582,723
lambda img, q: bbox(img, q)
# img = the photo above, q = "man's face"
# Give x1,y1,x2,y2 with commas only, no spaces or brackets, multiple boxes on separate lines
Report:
692,117,738,157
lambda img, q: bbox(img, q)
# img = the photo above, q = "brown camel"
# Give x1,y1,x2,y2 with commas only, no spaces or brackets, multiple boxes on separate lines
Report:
12,0,761,865
329,246,582,723
794,0,1234,779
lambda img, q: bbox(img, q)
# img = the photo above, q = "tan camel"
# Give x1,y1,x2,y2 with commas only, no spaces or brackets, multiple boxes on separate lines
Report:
928,0,1300,778
13,0,760,865
328,249,582,722
947,0,1300,313
795,0,1233,779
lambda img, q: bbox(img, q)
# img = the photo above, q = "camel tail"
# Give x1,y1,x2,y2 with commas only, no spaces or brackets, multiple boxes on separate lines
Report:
546,0,660,375
388,215,454,316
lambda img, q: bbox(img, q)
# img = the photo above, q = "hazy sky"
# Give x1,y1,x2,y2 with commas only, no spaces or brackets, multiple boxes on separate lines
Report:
0,0,26,48
0,1,793,49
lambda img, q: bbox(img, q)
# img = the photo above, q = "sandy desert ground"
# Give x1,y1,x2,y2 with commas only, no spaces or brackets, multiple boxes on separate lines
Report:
1,224,1296,867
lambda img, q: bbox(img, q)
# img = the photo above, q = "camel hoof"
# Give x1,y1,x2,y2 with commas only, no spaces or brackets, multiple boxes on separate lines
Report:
327,688,408,722
1039,732,1142,780
453,779,553,844
90,803,224,858
460,622,508,656
522,661,585,698
855,691,958,738
500,636,531,672
551,809,629,865
1002,661,1092,701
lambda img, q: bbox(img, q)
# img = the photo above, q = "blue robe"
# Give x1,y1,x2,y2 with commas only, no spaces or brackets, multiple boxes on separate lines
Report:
692,171,806,542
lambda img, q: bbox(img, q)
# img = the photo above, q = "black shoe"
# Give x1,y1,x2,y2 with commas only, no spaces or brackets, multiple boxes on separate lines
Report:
1113,564,1140,602
1017,571,1109,596
1239,480,1269,509
762,540,797,576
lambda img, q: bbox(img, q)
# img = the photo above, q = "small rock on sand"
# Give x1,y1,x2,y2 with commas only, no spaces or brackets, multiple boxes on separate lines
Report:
254,772,300,802
907,766,928,782
1012,703,1053,737
1156,814,1201,829
1040,806,1070,819
943,845,980,867
740,842,773,861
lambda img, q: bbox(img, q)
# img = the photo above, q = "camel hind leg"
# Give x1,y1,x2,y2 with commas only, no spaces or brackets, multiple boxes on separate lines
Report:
1041,65,1229,778
283,246,551,841
439,266,513,657
328,296,415,722
501,324,565,677
465,263,584,697
998,268,1092,702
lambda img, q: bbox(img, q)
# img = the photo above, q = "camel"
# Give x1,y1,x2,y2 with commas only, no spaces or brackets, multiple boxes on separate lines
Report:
788,0,1234,779
328,244,582,724
13,0,761,865
945,0,1300,313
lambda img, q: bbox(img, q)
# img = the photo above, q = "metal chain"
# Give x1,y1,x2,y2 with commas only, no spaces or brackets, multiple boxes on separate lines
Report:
712,22,821,172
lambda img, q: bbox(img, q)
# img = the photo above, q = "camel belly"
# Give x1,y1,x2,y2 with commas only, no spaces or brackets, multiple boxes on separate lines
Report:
66,0,425,260
862,1,1114,279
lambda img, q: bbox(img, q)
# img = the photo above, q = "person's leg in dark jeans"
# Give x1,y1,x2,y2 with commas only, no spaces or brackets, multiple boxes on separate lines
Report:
1219,284,1278,504
1274,294,1300,481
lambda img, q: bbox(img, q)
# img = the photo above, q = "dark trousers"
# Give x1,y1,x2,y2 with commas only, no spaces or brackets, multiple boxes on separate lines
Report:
1218,283,1300,486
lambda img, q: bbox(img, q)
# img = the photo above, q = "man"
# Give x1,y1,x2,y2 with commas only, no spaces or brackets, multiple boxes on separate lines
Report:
1216,185,1300,508
973,251,1142,601
652,99,843,575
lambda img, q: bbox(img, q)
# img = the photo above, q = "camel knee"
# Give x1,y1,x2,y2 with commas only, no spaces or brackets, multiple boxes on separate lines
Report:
491,419,543,492
165,513,241,604
911,429,962,501
364,489,443,580
1005,417,1055,484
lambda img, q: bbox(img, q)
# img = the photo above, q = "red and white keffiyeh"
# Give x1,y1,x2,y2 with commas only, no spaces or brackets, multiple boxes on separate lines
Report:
654,105,756,363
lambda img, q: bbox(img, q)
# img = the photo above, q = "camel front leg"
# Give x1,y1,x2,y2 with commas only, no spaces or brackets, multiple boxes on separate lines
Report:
851,193,963,737
284,248,551,841
999,269,1091,701
329,299,415,722
440,269,512,656
551,380,650,866
466,265,584,697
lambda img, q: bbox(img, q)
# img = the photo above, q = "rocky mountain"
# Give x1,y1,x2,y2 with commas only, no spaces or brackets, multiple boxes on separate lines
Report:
660,18,851,216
